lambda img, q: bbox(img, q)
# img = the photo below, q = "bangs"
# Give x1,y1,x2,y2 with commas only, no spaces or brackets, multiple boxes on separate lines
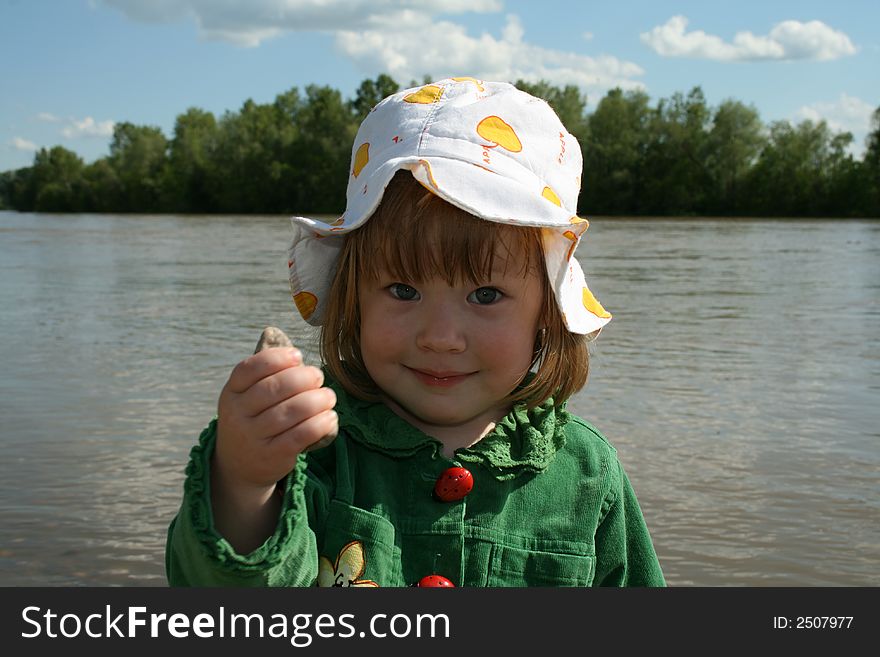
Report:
349,171,541,285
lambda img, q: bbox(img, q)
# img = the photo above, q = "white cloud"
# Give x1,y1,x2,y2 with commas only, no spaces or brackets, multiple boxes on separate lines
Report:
769,20,857,61
61,117,116,139
97,1,643,96
100,0,503,47
36,112,62,123
641,15,856,62
796,94,876,155
335,14,644,96
10,137,38,152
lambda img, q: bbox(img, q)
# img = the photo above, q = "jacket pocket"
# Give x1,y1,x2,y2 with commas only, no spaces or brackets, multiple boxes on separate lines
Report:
318,500,401,587
487,544,595,587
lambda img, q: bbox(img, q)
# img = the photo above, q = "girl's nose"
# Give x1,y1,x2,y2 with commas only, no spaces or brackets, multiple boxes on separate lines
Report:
415,303,466,353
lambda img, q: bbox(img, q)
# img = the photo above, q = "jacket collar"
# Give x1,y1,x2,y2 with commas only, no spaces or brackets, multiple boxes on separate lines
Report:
327,375,568,481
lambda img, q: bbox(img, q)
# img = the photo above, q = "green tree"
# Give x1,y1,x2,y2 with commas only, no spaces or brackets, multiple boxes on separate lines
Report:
289,84,358,214
80,159,121,212
704,100,765,215
641,87,712,215
866,107,880,168
744,119,858,216
27,146,85,212
863,107,880,216
108,122,169,212
211,97,299,213
350,74,400,122
0,170,13,209
583,88,651,214
2,167,32,210
269,87,307,213
821,131,864,216
165,108,218,212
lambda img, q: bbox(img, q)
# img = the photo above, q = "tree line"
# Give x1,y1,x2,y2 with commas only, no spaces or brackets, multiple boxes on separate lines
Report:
2,75,878,217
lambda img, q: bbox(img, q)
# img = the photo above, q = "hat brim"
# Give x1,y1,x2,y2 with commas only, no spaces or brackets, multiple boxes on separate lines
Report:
289,159,611,334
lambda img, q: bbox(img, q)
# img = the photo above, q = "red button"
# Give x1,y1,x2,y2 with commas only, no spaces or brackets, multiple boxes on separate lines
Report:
433,466,473,502
415,574,455,587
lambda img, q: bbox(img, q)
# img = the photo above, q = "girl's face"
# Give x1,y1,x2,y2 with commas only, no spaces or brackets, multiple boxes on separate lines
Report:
358,245,544,441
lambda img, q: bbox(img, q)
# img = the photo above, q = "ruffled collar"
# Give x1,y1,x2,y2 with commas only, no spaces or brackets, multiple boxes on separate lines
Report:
326,375,569,481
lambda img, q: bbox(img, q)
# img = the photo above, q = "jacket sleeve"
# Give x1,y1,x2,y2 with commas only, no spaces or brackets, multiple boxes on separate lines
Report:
165,419,330,586
593,459,666,587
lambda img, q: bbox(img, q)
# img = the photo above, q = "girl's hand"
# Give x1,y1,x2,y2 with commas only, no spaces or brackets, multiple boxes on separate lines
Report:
210,344,337,552
216,347,337,485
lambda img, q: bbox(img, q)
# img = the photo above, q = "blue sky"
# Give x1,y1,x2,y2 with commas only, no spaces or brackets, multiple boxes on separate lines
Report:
2,0,878,172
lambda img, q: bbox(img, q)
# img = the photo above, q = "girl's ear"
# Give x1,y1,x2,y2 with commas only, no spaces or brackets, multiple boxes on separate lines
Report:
533,327,547,354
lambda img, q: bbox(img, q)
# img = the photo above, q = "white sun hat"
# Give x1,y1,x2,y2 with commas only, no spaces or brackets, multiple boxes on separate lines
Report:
287,77,611,334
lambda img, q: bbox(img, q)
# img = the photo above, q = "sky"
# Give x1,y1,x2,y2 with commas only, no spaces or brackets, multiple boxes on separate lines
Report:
2,0,878,173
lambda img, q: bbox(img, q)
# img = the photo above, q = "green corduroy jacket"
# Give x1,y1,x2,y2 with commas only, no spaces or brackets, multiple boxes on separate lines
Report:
166,377,665,587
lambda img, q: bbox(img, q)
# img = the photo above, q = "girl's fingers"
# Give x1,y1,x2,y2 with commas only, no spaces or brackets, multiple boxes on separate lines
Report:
238,364,325,417
225,348,302,395
221,405,337,488
267,409,339,459
249,385,337,440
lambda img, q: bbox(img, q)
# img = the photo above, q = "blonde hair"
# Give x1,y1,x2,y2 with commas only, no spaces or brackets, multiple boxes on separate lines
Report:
321,171,589,408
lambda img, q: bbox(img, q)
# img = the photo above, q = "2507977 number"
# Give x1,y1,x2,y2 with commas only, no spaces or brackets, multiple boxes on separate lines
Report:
773,616,853,629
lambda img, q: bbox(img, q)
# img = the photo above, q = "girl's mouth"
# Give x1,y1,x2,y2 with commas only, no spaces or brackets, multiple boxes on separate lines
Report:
407,367,474,387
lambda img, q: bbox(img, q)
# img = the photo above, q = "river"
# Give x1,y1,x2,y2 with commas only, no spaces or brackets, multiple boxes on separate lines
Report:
0,211,877,586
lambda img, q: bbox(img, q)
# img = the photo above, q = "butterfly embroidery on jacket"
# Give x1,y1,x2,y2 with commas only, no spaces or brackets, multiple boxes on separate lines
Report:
316,540,379,587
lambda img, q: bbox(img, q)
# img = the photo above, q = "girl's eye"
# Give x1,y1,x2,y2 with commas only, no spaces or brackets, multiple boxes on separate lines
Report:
388,283,420,301
467,287,503,305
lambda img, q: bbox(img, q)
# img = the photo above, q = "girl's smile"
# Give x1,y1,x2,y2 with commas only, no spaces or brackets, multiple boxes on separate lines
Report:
405,367,475,387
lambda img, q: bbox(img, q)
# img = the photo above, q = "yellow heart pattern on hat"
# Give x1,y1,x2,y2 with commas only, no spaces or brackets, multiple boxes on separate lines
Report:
562,229,581,261
352,142,370,178
451,76,485,91
582,285,611,319
476,116,522,152
569,217,589,238
403,85,443,104
293,291,318,321
542,186,562,207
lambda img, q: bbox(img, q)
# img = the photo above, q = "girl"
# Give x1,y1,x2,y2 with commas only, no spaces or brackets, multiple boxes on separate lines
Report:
166,78,664,587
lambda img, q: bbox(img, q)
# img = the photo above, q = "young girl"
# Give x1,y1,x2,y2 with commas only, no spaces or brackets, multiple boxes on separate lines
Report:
166,78,665,587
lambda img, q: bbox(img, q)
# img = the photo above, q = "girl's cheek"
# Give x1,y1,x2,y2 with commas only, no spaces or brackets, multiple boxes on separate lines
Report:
359,290,393,319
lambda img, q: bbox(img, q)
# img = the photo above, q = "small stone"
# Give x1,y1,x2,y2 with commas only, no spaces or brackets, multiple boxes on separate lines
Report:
254,326,293,354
